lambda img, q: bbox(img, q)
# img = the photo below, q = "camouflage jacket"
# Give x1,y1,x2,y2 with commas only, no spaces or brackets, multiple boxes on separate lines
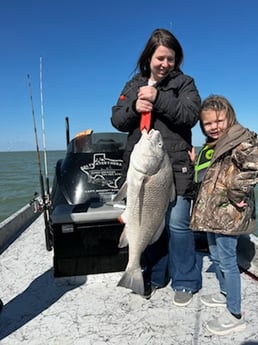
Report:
190,124,258,235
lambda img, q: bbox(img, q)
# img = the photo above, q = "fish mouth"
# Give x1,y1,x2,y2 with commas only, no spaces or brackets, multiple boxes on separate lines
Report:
143,129,163,144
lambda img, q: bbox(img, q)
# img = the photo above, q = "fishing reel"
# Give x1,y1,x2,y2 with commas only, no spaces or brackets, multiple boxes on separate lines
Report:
30,192,51,213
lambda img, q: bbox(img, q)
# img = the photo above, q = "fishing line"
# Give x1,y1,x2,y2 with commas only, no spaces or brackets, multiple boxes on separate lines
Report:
39,57,50,196
27,74,44,187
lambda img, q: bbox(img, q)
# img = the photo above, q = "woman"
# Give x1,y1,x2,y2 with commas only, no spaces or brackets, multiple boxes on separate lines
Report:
111,28,202,306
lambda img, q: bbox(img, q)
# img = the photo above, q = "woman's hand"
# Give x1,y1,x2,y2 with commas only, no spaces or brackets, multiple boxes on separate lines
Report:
138,86,157,103
135,86,157,113
135,99,153,113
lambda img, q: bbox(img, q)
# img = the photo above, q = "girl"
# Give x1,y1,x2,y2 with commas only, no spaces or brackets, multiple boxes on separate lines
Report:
190,95,258,335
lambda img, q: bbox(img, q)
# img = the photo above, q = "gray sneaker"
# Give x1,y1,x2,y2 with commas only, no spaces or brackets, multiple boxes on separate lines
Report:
200,293,226,307
173,290,193,306
206,309,246,335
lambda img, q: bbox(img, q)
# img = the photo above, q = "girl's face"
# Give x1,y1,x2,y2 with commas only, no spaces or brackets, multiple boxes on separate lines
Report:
150,45,175,82
201,109,228,140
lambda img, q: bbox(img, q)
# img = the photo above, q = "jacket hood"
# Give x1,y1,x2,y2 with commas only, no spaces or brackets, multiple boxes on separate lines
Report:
211,124,251,163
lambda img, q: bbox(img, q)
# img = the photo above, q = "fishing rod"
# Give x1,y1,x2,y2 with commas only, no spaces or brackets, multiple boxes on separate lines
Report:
27,73,52,251
39,56,50,197
65,116,70,147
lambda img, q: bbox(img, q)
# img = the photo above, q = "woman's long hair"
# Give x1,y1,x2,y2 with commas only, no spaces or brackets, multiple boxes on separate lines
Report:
136,28,183,78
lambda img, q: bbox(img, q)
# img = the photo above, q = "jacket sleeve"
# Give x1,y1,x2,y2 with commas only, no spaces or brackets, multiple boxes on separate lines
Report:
153,75,201,128
111,80,140,132
227,136,258,204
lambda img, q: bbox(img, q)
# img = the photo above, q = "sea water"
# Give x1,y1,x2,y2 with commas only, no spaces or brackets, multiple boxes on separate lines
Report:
0,150,257,236
0,150,65,222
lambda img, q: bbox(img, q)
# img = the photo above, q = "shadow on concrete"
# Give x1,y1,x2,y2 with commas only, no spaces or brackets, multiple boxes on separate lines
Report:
0,268,86,340
237,235,256,271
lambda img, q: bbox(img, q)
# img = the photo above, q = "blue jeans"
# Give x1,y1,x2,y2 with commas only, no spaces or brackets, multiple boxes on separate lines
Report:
142,196,202,293
207,232,241,315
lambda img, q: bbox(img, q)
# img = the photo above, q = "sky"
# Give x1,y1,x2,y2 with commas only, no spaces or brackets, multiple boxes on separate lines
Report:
0,0,258,151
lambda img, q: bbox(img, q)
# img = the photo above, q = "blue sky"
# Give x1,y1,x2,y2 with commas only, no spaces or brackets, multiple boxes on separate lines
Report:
0,0,257,151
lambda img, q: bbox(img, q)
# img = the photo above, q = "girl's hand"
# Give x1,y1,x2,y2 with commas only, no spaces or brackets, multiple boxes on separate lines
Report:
188,146,196,163
236,200,247,208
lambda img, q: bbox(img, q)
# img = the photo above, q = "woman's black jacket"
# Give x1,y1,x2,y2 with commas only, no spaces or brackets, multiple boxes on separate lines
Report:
111,70,201,196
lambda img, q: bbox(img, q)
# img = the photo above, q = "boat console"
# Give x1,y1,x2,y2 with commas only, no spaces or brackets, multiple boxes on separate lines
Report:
49,131,128,277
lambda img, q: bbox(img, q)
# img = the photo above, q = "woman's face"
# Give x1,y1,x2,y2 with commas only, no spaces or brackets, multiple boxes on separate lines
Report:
201,109,228,140
150,45,175,82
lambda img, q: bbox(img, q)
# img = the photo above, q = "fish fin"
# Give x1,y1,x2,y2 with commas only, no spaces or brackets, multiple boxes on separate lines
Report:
117,268,145,296
118,209,127,224
113,181,128,202
149,218,165,245
118,228,128,248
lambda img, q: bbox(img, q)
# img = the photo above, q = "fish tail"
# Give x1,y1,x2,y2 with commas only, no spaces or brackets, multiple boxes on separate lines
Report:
117,268,145,296
118,228,128,248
